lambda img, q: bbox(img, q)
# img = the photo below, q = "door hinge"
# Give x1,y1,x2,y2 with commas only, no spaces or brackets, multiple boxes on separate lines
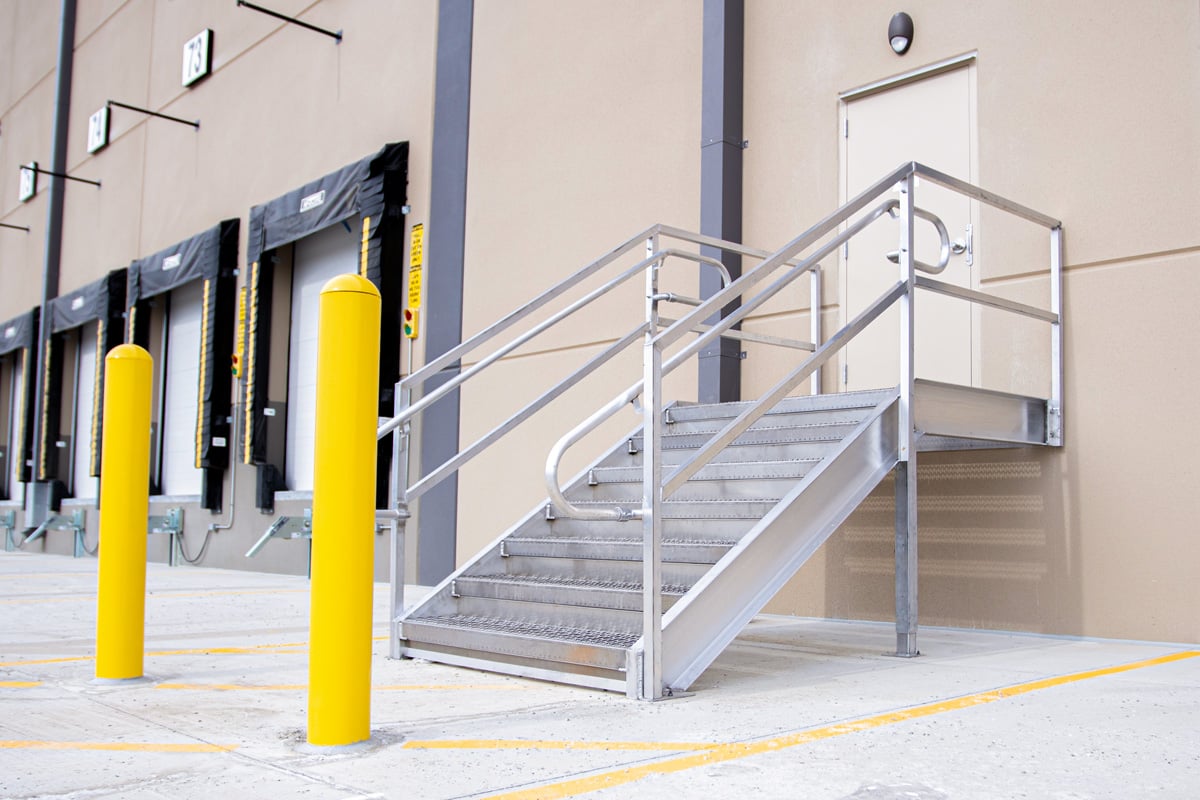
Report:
843,364,849,385
843,119,849,138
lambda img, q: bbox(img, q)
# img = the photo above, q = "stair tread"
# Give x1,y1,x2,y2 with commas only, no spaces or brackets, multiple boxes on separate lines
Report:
509,535,738,546
590,459,820,482
464,573,690,595
410,614,639,649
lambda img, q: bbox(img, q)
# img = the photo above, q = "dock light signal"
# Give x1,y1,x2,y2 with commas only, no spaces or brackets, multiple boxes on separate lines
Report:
403,307,419,339
231,352,242,377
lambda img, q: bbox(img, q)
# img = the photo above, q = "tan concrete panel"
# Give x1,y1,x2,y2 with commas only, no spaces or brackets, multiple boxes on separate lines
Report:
0,79,55,320
767,250,1200,642
463,1,701,352
146,0,324,110
75,0,131,45
58,124,146,292
65,0,153,170
744,2,1200,284
0,0,58,114
135,1,436,260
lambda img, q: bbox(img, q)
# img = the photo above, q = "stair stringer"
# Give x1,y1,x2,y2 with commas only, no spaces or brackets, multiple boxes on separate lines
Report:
653,392,902,693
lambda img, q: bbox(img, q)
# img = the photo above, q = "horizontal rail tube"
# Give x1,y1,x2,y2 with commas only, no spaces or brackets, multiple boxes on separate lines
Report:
658,316,815,351
914,275,1059,323
913,162,1061,229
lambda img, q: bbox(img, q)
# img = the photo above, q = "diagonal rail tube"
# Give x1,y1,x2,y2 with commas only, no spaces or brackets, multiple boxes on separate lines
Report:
378,248,727,440
662,281,907,497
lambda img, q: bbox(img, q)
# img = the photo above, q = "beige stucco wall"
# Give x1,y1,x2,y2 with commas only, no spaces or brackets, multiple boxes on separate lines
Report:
452,1,703,561
3,1,1198,643
741,1,1200,642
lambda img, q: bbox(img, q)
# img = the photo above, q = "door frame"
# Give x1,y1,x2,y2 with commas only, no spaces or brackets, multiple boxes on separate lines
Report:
837,52,982,388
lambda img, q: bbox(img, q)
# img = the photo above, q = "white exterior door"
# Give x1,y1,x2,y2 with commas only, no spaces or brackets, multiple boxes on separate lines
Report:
72,324,99,499
286,218,361,492
161,279,205,496
841,66,976,391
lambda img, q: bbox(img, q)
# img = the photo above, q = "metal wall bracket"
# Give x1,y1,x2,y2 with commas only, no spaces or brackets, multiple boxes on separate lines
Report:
148,507,185,566
245,508,312,558
2,510,18,551
22,509,89,557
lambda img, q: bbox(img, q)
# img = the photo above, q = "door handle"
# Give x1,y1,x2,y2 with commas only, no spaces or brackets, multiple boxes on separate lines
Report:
951,224,974,266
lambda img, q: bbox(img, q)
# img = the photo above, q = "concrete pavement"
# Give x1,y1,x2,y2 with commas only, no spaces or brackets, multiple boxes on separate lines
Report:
1,550,1197,799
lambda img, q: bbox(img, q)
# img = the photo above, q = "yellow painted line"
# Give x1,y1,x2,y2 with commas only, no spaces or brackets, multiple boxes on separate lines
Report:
0,681,43,688
154,682,526,692
0,588,308,605
156,683,306,691
0,740,235,753
481,650,1200,800
405,739,718,753
0,655,91,667
0,641,308,667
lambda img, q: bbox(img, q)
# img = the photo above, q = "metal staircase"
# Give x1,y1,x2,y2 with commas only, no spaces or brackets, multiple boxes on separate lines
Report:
380,162,1064,698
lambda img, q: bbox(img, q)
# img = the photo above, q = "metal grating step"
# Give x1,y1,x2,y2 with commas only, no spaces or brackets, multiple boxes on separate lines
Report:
565,498,779,519
503,535,737,564
413,614,640,650
464,573,691,595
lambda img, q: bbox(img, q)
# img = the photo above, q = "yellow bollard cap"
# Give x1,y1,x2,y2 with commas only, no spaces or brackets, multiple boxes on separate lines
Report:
321,273,380,298
105,343,152,362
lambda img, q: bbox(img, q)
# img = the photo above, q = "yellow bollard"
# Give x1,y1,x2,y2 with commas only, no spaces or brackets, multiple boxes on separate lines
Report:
95,344,153,681
307,273,381,747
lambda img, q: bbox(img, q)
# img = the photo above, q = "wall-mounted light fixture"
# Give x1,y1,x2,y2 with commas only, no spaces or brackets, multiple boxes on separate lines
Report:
888,12,914,55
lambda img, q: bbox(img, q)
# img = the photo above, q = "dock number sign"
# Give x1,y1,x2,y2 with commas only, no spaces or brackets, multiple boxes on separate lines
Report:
404,224,423,339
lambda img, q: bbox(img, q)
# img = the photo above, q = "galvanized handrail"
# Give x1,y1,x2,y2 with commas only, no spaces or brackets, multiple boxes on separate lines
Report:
541,160,1062,700
378,231,791,516
546,161,1063,522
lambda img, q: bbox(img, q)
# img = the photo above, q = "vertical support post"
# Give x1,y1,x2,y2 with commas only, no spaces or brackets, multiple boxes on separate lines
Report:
894,172,919,658
809,266,823,395
388,380,410,660
1048,226,1064,446
307,274,380,748
640,236,664,700
95,344,152,681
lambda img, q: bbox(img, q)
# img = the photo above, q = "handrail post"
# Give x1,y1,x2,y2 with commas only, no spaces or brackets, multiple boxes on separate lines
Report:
389,379,411,659
810,265,823,395
1048,226,1064,446
639,234,664,700
894,170,920,658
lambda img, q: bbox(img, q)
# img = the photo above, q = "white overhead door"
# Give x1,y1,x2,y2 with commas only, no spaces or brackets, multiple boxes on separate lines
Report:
72,324,100,499
6,356,23,500
161,279,205,496
286,218,361,492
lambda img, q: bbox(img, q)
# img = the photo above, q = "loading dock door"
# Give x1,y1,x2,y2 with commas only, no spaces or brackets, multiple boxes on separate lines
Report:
841,65,976,390
161,280,205,496
286,218,362,492
6,357,23,500
71,324,99,499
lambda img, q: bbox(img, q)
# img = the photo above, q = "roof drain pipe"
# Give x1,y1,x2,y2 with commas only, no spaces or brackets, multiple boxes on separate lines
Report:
27,0,78,530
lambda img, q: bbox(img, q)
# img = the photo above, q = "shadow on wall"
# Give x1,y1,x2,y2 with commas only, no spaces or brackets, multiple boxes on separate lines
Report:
822,446,1080,635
